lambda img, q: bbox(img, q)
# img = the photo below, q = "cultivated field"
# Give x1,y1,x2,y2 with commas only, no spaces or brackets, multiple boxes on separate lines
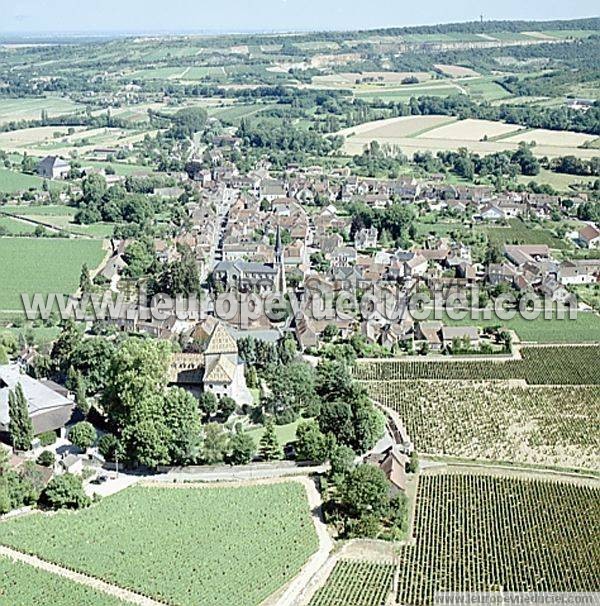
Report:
0,126,81,151
0,237,106,311
312,71,432,86
0,97,83,125
0,556,128,606
418,118,522,141
0,483,319,606
337,115,456,140
434,64,480,77
364,380,600,470
309,560,395,606
0,167,56,193
354,345,600,384
396,472,600,604
341,117,600,159
502,128,598,147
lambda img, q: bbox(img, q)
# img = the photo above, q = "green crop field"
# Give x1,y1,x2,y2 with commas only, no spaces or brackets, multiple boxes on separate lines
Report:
0,238,106,311
396,472,600,604
0,215,35,235
442,310,600,343
364,380,600,469
0,483,318,606
0,168,55,193
0,556,128,606
354,345,600,384
0,97,83,125
309,560,395,606
479,219,567,249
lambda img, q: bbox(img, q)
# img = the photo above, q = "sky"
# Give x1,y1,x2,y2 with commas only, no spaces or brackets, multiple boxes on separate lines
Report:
0,0,597,35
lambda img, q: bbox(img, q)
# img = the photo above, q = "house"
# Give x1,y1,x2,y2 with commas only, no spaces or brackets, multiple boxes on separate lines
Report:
0,364,76,443
441,326,480,349
354,227,378,250
59,453,84,475
403,254,428,278
415,321,443,351
579,224,600,249
558,261,597,285
202,323,253,404
365,446,408,495
37,156,70,180
479,204,505,221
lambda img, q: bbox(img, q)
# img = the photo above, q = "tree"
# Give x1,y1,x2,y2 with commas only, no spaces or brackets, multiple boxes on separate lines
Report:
97,433,120,461
163,387,201,465
295,421,330,463
202,423,228,464
229,426,256,465
219,396,237,421
79,263,92,293
199,391,218,418
259,420,281,461
69,421,96,450
0,344,8,364
329,444,356,478
74,372,89,416
40,474,91,510
406,451,419,474
8,384,33,452
339,464,390,520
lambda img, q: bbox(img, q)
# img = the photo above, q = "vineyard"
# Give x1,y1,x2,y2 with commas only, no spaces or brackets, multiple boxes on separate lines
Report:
0,483,318,606
364,380,600,470
0,556,128,606
396,472,600,605
309,560,395,606
354,346,600,384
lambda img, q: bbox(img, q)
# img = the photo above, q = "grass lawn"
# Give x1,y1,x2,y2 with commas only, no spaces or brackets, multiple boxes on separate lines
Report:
516,168,598,191
0,168,58,193
0,238,106,311
0,325,61,347
0,557,128,606
0,483,318,606
443,309,600,343
0,215,35,235
247,419,304,446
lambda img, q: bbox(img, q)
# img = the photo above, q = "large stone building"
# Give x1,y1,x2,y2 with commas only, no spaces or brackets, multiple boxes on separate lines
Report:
169,322,253,405
0,364,76,442
37,155,70,180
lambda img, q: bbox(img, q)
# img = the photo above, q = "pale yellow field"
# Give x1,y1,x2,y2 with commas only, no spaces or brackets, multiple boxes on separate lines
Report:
312,71,432,86
501,128,598,147
418,118,522,142
0,126,84,149
337,115,456,140
341,116,600,159
434,64,480,78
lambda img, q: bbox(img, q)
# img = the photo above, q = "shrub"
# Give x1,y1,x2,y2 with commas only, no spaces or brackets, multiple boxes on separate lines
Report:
40,474,91,510
36,451,56,467
97,433,119,461
69,422,96,450
38,431,57,447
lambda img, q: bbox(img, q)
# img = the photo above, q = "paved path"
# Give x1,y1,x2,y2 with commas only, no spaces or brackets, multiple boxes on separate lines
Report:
0,545,166,606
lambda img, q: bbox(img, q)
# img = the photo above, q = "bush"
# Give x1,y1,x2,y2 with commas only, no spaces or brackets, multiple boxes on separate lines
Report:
36,451,56,467
69,422,96,450
97,433,119,461
39,474,91,510
38,431,57,447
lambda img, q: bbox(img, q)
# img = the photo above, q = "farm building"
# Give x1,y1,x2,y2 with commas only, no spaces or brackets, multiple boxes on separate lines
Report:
579,224,600,249
36,155,70,180
365,445,408,496
0,364,76,442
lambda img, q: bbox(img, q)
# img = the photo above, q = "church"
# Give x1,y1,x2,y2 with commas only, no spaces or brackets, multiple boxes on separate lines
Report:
169,322,253,405
212,226,286,293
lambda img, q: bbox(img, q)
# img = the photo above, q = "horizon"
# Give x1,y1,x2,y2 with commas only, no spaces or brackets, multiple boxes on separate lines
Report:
0,0,598,36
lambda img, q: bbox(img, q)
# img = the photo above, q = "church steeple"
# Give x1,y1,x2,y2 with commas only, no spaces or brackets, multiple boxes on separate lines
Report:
274,225,286,293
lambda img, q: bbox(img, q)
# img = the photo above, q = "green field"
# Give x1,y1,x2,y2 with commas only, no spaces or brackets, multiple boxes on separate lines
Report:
0,168,54,193
0,483,318,606
479,219,567,249
0,97,83,125
247,419,303,446
0,215,35,235
0,556,128,606
354,345,600,384
0,238,106,311
365,380,599,469
442,310,600,343
396,472,600,604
